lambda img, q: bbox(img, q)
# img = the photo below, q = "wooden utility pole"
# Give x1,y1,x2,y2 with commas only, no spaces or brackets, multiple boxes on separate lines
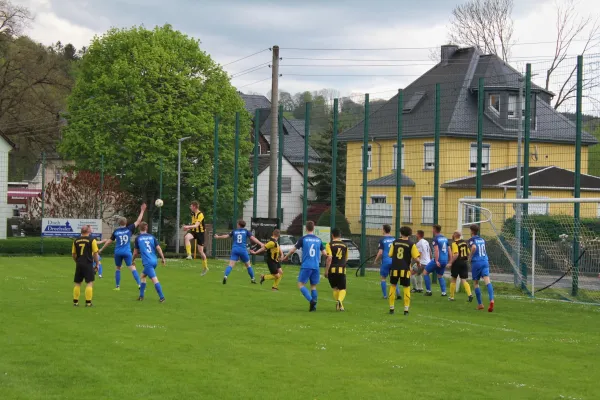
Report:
268,45,280,219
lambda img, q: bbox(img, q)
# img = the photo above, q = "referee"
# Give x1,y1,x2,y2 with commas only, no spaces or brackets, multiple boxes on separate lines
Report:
72,225,100,307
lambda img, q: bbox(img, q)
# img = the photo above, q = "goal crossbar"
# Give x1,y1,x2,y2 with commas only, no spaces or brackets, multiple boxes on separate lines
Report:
458,198,600,204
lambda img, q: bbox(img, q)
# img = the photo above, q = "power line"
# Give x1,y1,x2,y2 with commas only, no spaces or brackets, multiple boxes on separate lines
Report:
231,65,271,78
220,48,271,67
236,77,271,89
230,62,271,77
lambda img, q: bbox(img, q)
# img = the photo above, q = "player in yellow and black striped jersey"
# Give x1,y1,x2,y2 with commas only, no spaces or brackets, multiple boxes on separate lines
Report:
447,231,473,302
71,225,100,307
324,228,348,312
387,226,420,315
183,200,208,275
252,229,284,291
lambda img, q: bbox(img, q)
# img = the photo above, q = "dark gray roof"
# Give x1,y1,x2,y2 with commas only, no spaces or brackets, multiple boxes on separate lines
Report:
469,55,549,94
239,93,321,166
366,173,416,187
339,47,597,146
250,154,312,181
442,165,600,191
1,133,15,148
288,119,306,136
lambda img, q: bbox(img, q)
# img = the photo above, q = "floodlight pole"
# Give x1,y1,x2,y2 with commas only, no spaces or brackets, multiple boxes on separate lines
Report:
176,136,191,254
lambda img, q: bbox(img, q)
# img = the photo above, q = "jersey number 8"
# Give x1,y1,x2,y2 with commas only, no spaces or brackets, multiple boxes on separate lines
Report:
236,234,243,244
396,247,404,259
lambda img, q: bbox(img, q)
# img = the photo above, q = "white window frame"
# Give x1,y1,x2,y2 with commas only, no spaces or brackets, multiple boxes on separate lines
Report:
54,168,62,182
360,145,372,171
402,196,412,224
371,195,387,204
257,144,262,154
392,143,405,171
423,143,435,170
422,197,434,225
489,94,500,115
281,176,292,193
469,143,491,171
508,94,525,119
462,196,478,224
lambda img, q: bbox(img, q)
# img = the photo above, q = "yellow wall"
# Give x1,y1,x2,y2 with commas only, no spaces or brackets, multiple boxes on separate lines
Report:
345,136,592,236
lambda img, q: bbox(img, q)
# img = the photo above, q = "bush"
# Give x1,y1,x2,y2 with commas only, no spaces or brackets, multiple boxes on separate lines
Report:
502,215,600,242
316,208,351,237
286,204,330,236
0,237,116,256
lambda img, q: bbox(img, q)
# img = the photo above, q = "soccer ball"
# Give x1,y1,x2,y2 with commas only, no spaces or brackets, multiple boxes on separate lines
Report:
155,199,164,208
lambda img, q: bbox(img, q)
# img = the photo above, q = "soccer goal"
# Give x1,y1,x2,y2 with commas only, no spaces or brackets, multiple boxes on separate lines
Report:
457,198,600,304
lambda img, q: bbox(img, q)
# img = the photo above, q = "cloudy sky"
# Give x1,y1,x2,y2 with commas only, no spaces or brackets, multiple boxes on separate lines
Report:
18,0,599,103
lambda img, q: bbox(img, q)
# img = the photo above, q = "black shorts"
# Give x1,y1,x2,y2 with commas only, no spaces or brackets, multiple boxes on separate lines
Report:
327,272,347,290
389,267,410,287
190,231,205,246
267,261,281,274
74,263,95,284
451,260,469,279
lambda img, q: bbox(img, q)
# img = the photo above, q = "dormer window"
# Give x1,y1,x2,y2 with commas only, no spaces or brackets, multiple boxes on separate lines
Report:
489,94,500,115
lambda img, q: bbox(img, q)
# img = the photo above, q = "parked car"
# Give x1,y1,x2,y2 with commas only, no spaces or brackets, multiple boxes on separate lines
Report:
279,234,300,264
341,238,361,266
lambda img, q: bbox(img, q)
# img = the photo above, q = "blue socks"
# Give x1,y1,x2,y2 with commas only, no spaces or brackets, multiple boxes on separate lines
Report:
155,282,164,300
132,270,141,286
139,282,146,298
115,270,121,287
98,265,103,276
439,276,447,294
311,289,318,302
424,274,432,291
487,283,495,302
224,266,233,277
380,281,387,297
475,287,482,305
247,266,255,280
300,287,312,302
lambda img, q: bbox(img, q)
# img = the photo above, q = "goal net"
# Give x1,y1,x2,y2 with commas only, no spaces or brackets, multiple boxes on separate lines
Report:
457,198,600,304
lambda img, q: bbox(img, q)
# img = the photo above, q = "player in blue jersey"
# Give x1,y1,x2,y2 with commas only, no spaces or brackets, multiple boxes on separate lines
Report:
423,224,449,297
133,222,166,302
373,224,400,299
468,224,495,312
282,221,330,312
90,228,107,278
99,203,146,290
214,220,264,285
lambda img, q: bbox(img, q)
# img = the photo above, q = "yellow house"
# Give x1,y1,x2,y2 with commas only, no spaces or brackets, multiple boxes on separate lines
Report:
340,45,598,237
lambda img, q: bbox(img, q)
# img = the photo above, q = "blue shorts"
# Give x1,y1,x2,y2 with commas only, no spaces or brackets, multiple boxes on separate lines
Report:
380,260,392,277
298,268,320,285
230,248,250,263
142,264,158,279
114,253,133,268
471,261,490,281
425,259,447,276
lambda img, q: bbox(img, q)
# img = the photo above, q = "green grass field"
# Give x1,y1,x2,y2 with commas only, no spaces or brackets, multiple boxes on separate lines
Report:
1,257,598,400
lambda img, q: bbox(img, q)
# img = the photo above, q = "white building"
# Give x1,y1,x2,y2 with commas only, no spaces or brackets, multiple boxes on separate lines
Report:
0,134,16,239
243,154,315,230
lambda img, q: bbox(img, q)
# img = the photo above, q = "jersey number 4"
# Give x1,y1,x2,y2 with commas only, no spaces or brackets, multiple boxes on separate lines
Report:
335,248,343,260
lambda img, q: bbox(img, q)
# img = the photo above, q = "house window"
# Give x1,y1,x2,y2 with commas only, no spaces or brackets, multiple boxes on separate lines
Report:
462,197,478,224
392,144,405,170
371,195,386,204
402,196,412,223
360,145,372,171
469,144,490,171
282,176,292,193
508,94,525,119
423,143,434,170
422,197,434,225
55,168,62,182
528,197,549,215
257,144,262,154
489,94,500,115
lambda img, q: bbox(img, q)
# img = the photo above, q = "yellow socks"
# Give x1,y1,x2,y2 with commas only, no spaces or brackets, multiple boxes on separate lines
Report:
388,286,396,309
185,244,191,256
85,286,93,302
338,289,346,303
333,289,339,301
273,275,282,288
203,258,208,269
403,287,410,310
264,274,275,281
73,286,80,303
450,282,456,298
463,281,472,296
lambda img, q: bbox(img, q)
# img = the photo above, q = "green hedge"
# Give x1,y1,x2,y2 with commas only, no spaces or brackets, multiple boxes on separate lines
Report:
316,208,352,237
502,215,600,242
0,237,116,256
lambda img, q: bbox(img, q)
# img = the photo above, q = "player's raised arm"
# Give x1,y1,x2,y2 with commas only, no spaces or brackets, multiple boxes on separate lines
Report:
282,237,301,262
98,237,113,254
252,240,270,255
214,232,230,240
133,203,147,228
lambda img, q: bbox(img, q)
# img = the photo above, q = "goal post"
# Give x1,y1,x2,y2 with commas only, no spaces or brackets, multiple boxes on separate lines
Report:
457,197,600,304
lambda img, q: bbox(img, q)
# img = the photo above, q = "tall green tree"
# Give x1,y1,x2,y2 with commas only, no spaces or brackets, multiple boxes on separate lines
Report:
59,25,252,228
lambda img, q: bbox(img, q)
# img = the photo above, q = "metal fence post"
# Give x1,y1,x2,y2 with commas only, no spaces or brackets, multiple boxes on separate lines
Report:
277,105,283,229
330,98,339,230
211,115,220,258
523,64,532,208
233,112,240,225
100,154,104,221
476,78,484,210
360,93,370,277
303,102,311,226
433,84,441,284
158,159,163,242
252,109,260,264
40,152,46,255
573,55,583,297
395,89,404,237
